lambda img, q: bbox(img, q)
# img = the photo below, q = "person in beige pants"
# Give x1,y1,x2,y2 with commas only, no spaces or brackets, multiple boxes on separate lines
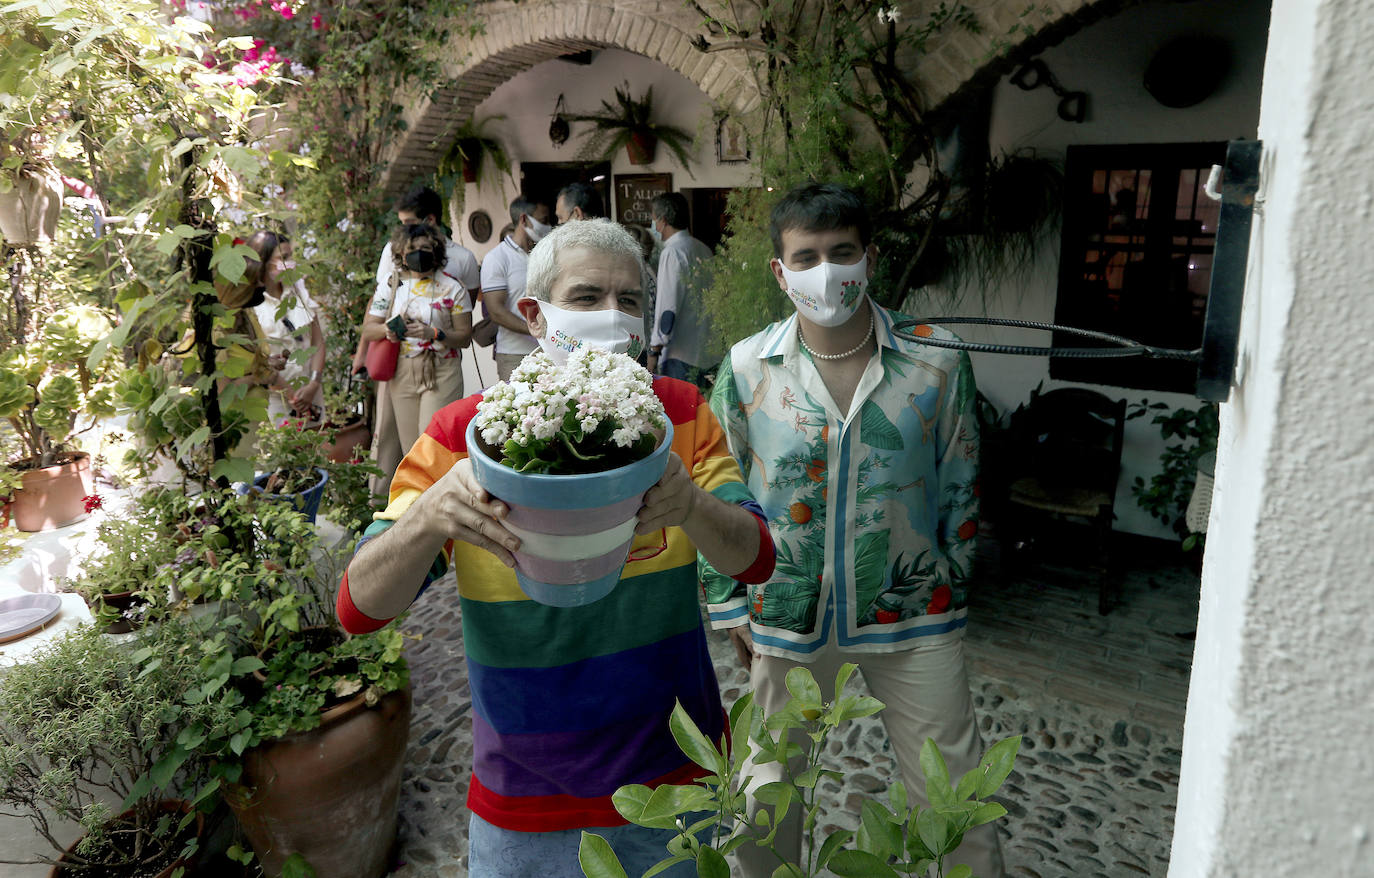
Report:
360,223,473,496
701,182,1003,877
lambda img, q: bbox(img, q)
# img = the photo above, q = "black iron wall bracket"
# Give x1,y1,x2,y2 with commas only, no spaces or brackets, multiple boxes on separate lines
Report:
892,139,1263,403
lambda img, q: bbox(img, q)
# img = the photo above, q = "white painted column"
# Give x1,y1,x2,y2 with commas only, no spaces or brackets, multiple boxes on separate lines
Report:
1170,0,1374,874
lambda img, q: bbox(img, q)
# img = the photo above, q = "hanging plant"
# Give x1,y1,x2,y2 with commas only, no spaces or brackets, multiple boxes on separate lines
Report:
565,83,696,173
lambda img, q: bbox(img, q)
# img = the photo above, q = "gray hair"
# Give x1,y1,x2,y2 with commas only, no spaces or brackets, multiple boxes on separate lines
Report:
526,218,648,302
509,196,540,226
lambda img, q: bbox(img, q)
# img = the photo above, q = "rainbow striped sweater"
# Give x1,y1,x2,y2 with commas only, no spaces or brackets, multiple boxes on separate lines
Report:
339,377,769,832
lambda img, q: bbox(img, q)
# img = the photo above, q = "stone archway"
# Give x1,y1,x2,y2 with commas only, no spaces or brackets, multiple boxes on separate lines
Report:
381,1,759,198
381,0,1152,197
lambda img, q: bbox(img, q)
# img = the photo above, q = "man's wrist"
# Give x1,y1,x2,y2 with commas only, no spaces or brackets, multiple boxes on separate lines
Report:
310,369,323,382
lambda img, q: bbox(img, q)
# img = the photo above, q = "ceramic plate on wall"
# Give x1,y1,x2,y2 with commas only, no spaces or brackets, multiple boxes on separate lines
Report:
0,593,62,644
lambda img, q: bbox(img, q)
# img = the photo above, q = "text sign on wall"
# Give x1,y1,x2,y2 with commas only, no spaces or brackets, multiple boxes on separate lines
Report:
614,173,673,226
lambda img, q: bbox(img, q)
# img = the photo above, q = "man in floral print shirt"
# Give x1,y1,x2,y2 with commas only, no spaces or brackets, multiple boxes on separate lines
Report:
700,182,1003,877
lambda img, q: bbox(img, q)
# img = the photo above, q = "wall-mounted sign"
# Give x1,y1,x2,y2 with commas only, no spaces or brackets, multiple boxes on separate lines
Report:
614,173,673,226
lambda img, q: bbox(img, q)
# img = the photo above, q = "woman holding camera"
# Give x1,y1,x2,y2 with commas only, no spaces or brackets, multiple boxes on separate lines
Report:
359,222,473,490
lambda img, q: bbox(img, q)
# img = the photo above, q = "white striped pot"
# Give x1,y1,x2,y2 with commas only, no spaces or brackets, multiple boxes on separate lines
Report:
464,419,674,607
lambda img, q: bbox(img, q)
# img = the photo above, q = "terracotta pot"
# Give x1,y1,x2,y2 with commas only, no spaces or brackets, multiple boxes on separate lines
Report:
322,419,372,463
229,685,412,878
0,168,64,245
626,131,657,165
48,800,204,877
7,452,94,532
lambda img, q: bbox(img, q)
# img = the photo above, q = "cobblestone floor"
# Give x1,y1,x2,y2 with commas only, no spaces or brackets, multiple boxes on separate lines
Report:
389,546,1200,878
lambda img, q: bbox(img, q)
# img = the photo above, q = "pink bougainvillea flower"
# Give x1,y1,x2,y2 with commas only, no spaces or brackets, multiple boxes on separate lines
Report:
311,12,323,29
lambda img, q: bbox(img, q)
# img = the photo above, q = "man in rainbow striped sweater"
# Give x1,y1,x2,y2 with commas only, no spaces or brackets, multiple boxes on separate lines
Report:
337,219,775,877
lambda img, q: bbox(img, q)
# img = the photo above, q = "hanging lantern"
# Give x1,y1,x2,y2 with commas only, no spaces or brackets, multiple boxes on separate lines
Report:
549,94,570,148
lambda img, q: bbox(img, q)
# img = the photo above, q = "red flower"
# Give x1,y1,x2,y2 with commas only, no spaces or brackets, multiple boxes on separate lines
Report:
957,520,978,541
82,494,103,513
875,609,900,624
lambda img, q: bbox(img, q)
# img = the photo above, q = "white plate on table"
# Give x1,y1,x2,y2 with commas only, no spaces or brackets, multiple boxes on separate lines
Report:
0,594,63,644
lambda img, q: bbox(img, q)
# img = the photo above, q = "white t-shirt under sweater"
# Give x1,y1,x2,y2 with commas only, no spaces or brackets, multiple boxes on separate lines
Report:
367,273,472,360
478,235,538,357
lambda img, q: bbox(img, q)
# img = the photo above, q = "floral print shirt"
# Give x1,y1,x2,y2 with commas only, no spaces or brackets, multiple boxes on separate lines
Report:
700,302,980,659
367,273,472,359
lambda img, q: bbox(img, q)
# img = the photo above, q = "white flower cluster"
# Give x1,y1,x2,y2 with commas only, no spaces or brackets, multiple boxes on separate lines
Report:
877,6,902,24
475,348,666,452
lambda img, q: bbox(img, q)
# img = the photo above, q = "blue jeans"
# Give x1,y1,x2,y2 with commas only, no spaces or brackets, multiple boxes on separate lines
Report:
468,812,701,877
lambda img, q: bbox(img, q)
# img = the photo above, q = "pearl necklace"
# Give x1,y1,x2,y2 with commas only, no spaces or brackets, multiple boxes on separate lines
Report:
798,311,875,361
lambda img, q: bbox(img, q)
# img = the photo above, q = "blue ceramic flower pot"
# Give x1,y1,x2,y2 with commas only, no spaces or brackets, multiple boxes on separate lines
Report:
240,467,330,524
465,419,674,607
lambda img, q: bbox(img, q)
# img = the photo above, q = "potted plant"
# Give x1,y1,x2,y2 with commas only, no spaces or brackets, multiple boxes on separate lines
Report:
578,664,1020,878
467,348,673,606
64,515,178,633
1127,399,1220,554
241,415,331,523
182,494,411,878
0,620,225,875
0,304,120,531
566,83,696,170
435,115,514,226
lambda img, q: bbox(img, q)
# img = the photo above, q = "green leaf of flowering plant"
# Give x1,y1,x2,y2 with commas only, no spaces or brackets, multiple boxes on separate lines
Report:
828,850,900,878
920,737,956,808
577,831,629,878
974,735,1021,800
612,785,677,830
668,699,724,774
696,846,730,878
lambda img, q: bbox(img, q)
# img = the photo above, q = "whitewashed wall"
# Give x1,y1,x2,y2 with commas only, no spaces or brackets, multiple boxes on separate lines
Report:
1169,0,1374,872
955,0,1271,537
449,47,755,261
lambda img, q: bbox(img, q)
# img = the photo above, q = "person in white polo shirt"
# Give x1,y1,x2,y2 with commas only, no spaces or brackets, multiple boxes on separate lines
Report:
480,196,551,381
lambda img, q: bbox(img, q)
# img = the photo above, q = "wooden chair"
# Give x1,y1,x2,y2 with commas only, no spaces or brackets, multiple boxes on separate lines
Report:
1001,387,1127,614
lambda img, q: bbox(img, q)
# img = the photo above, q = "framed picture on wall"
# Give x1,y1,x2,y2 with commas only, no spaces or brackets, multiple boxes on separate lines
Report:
716,117,749,163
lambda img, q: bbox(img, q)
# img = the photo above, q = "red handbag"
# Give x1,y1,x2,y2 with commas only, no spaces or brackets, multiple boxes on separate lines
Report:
364,338,401,382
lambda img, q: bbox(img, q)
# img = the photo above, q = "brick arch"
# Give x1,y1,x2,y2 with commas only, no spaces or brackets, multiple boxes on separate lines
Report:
381,1,758,198
909,0,1150,111
383,0,1149,196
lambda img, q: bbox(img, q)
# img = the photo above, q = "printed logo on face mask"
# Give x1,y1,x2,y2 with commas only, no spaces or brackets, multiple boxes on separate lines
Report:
547,328,583,354
787,287,823,311
840,279,864,310
524,297,646,366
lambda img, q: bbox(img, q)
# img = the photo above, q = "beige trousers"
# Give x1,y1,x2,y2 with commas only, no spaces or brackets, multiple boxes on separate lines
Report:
734,634,1005,878
494,352,528,382
369,355,464,499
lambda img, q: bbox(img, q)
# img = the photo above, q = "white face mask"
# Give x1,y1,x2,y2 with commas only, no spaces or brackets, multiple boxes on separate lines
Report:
524,298,647,366
525,215,552,244
648,220,663,244
776,254,870,327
